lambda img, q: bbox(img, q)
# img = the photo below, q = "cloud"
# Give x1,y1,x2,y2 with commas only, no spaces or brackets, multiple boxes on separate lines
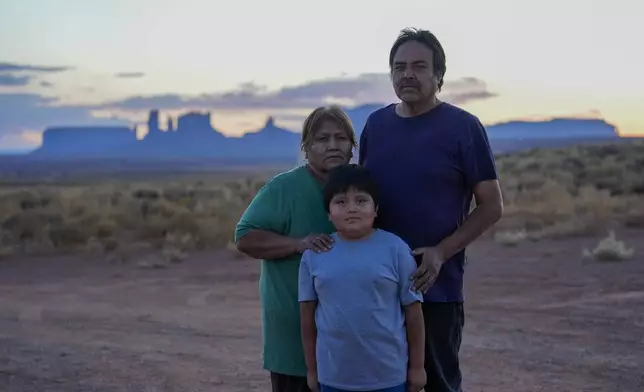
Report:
115,72,145,78
0,93,126,137
100,74,496,111
0,74,31,86
0,73,496,142
40,81,54,88
440,77,497,103
0,62,73,73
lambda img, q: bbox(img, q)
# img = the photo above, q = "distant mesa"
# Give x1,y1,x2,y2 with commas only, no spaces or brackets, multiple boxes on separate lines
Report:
31,103,623,161
37,126,136,157
487,118,619,140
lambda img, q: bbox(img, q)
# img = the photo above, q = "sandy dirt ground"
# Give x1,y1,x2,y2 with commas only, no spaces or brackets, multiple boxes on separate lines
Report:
1,231,643,392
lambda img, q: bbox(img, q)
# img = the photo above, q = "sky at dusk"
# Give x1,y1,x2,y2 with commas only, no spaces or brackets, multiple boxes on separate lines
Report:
0,0,642,150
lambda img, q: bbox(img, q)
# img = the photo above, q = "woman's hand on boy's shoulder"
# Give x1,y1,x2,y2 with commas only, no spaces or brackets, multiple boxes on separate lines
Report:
297,234,334,254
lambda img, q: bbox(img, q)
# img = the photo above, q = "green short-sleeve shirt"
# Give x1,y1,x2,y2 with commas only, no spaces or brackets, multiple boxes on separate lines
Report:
234,165,335,377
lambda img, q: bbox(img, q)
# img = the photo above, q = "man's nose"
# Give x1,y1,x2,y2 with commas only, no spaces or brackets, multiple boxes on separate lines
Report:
403,70,416,79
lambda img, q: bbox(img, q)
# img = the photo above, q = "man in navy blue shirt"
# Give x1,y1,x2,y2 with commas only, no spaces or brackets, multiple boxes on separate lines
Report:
359,28,504,392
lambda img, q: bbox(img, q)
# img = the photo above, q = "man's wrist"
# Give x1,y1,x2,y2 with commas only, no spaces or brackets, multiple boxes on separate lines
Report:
435,241,451,263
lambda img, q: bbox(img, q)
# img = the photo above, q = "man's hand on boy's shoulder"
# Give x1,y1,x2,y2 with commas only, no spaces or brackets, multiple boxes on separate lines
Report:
297,234,334,254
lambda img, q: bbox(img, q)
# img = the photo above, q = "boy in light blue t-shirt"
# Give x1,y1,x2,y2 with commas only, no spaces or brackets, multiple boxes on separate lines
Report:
298,164,426,392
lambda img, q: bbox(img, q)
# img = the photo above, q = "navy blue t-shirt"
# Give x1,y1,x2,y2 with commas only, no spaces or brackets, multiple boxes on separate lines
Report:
358,102,498,302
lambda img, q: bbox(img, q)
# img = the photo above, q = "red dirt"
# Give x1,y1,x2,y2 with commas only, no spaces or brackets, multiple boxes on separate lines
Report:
1,231,643,392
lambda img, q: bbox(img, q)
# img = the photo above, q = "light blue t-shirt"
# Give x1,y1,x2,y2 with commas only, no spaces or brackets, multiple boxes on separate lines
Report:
298,229,423,391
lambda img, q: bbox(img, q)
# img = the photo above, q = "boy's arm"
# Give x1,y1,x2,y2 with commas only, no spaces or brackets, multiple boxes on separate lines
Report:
404,302,425,370
298,252,318,374
300,301,318,374
397,243,426,371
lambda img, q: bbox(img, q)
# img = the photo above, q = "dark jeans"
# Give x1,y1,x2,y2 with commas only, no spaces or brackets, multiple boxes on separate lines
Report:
423,301,465,392
270,372,310,392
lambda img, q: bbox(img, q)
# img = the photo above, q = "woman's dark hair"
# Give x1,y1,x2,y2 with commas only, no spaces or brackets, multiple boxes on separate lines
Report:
323,164,379,213
300,105,357,153
389,27,447,91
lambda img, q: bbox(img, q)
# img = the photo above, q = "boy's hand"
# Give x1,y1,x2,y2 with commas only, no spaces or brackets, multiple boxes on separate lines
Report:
306,370,320,392
407,366,426,392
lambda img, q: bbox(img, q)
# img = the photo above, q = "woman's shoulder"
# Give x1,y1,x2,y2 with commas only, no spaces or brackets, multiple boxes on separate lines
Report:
269,165,310,186
260,165,309,193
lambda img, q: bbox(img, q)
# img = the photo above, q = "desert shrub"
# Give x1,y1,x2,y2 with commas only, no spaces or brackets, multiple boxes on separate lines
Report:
494,229,527,247
582,231,634,262
495,139,644,240
1,140,642,258
0,175,265,258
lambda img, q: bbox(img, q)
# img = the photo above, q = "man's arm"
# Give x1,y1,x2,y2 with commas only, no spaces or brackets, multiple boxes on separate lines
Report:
357,120,369,166
437,118,503,260
437,179,503,260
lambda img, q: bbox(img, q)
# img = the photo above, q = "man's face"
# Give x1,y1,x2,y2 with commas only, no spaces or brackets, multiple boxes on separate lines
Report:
391,40,439,103
305,121,353,172
328,188,376,236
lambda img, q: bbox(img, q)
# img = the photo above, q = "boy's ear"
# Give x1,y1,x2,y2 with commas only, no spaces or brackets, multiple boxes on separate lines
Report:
374,205,379,216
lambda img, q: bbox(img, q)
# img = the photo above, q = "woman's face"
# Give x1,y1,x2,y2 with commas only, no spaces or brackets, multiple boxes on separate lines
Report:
305,121,353,172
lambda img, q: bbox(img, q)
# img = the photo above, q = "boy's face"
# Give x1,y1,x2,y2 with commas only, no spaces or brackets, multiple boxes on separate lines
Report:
328,188,377,237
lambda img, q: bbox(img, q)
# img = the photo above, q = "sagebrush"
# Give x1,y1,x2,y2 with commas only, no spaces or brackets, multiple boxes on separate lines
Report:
1,140,643,258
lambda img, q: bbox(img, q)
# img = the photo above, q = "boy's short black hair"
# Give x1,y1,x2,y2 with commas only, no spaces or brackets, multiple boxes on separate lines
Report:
323,164,379,213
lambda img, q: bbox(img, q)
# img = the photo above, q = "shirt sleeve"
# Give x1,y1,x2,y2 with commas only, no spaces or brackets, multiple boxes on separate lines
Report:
357,119,369,166
396,242,424,306
461,117,499,188
298,251,317,302
234,178,289,243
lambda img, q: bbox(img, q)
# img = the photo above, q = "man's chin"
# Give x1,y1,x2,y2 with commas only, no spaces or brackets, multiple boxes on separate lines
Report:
397,92,422,103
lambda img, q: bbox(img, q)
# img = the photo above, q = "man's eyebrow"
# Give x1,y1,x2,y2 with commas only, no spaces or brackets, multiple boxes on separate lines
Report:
393,60,429,65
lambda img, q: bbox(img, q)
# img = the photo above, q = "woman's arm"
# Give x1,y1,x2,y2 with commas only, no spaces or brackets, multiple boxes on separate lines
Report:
236,229,300,260
237,230,334,260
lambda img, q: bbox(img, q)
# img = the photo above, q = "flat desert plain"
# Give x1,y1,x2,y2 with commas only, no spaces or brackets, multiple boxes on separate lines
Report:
1,230,642,392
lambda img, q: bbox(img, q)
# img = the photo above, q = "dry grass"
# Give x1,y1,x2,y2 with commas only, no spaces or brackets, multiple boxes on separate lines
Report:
1,139,642,260
0,175,268,261
493,139,644,245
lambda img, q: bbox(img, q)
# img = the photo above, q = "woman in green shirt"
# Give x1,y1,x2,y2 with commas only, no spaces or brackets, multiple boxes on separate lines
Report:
234,105,357,392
